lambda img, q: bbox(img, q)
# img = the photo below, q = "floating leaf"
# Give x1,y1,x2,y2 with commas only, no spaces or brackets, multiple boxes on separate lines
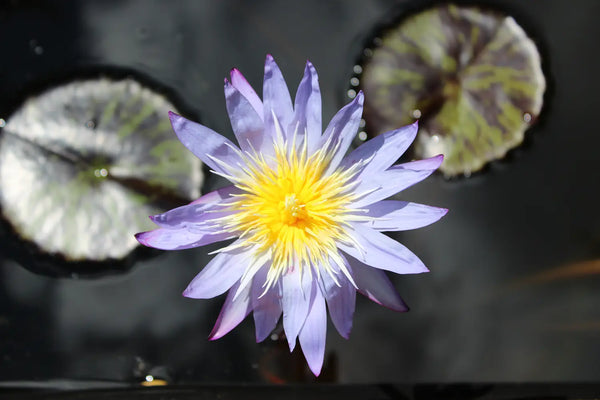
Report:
359,4,546,177
0,78,203,262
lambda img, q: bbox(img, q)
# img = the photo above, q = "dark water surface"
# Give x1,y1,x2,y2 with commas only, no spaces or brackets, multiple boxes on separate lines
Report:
0,0,599,386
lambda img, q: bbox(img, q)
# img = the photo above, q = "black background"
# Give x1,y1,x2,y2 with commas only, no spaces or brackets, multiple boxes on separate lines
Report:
0,0,598,385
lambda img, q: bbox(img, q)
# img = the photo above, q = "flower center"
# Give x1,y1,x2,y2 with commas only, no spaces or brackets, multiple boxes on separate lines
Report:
212,140,365,288
280,193,305,225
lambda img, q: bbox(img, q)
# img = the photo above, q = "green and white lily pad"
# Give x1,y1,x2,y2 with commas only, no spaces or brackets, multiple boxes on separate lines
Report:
0,78,203,262
359,4,546,177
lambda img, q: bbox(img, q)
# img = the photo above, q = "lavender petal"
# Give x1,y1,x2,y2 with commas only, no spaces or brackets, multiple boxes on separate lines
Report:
230,68,263,118
150,203,232,230
151,186,242,229
281,266,314,351
298,288,327,377
183,246,251,299
346,254,409,312
339,122,418,177
251,266,282,343
189,185,242,205
321,92,364,175
225,80,266,154
361,200,448,231
135,228,232,251
290,60,322,154
208,280,252,340
338,223,429,275
169,112,244,176
320,261,356,339
263,55,293,142
352,154,443,208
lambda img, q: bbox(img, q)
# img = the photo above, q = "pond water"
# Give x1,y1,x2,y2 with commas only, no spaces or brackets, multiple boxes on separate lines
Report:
0,0,598,387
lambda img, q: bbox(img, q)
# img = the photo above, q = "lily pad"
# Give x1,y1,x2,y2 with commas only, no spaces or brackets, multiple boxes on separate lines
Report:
0,77,203,263
358,3,546,177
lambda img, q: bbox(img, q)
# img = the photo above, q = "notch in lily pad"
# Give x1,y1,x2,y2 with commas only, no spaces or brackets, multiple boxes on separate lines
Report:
355,3,546,177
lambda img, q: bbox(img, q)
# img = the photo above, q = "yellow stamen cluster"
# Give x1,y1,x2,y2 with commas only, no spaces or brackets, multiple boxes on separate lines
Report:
212,134,365,289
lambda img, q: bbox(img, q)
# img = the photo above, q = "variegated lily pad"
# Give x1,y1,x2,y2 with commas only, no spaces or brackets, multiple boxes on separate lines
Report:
358,4,546,177
0,78,203,262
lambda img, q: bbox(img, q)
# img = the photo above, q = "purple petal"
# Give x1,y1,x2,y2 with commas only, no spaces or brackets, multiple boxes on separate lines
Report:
151,186,242,228
321,92,364,175
337,223,429,275
208,280,252,340
352,154,443,208
183,246,251,299
339,122,418,176
396,154,445,170
263,55,293,142
230,68,263,119
224,80,266,153
169,112,244,175
298,288,327,377
135,228,232,250
290,60,321,153
320,261,356,339
189,185,240,205
346,254,408,312
361,200,448,231
251,266,282,342
150,203,230,229
281,266,314,351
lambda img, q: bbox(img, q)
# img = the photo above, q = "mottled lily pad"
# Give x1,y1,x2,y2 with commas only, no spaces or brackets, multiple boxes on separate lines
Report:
358,3,546,177
0,78,203,263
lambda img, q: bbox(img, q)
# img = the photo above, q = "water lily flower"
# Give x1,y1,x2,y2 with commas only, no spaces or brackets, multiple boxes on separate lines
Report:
136,55,447,376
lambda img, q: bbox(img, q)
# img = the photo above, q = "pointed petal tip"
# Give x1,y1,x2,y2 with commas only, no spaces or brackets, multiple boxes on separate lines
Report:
390,300,409,313
432,154,444,169
305,59,316,70
168,111,184,128
207,330,222,341
411,153,443,171
371,297,410,312
181,282,210,299
229,68,242,81
264,54,281,72
403,120,419,141
208,321,228,340
309,364,322,377
356,90,364,104
182,286,192,298
377,294,410,312
399,299,410,312
134,231,148,246
304,348,324,376
287,337,297,352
